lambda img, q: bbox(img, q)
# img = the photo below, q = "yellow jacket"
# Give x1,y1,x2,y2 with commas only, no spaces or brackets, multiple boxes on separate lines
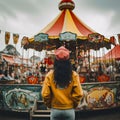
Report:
41,70,83,109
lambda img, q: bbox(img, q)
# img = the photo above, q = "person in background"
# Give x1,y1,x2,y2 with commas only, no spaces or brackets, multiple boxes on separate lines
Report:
41,46,83,120
0,66,5,80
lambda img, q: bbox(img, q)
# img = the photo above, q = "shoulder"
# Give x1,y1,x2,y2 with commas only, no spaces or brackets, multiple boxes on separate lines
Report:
72,71,79,76
71,71,80,84
45,70,54,79
72,71,79,80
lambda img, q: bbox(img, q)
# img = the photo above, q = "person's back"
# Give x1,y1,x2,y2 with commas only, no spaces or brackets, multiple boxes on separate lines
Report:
41,46,83,120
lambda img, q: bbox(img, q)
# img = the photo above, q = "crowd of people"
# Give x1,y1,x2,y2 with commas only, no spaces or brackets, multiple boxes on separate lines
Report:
0,55,120,84
0,62,49,84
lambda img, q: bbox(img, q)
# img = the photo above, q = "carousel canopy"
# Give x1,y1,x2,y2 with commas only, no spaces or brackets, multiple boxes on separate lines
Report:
31,2,96,39
23,0,112,51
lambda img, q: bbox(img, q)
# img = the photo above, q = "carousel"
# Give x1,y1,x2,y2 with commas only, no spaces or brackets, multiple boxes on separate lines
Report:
0,0,120,116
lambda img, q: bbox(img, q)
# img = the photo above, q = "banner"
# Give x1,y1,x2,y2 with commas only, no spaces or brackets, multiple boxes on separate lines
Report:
59,32,76,41
117,34,120,44
5,32,10,45
13,33,19,44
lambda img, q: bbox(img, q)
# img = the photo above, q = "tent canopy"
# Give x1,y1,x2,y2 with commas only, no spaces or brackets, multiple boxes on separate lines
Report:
23,0,112,52
102,45,120,60
31,9,96,40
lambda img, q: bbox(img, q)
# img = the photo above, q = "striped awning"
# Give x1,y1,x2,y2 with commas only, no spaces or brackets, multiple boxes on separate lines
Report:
41,9,96,38
2,54,15,64
29,9,96,42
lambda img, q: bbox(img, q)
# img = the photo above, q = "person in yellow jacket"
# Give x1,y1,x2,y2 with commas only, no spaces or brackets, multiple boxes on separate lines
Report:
41,46,83,120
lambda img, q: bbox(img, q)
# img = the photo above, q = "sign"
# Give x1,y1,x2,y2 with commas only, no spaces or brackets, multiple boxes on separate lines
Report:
59,32,76,41
27,76,38,84
88,33,104,43
34,33,48,42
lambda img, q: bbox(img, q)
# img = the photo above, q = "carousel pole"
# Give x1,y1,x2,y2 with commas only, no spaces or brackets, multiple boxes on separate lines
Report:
76,46,78,63
27,49,29,68
88,49,91,71
22,46,24,70
14,44,17,76
33,49,35,66
5,32,10,77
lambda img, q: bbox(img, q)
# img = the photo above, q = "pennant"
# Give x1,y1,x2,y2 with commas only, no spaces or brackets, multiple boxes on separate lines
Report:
110,36,116,45
5,32,10,45
21,36,29,47
117,34,120,44
13,33,19,44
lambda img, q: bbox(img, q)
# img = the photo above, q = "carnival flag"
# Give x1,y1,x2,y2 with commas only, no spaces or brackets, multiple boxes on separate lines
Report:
5,32,10,45
117,34,120,44
13,33,19,44
21,36,29,47
110,36,116,45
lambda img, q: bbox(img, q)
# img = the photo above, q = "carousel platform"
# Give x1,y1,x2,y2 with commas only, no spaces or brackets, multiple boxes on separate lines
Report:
0,81,120,120
0,106,120,120
0,110,30,120
29,101,120,120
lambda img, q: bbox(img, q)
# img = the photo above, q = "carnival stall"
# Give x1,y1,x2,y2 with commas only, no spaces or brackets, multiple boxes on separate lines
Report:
0,0,120,113
0,44,32,84
101,44,120,80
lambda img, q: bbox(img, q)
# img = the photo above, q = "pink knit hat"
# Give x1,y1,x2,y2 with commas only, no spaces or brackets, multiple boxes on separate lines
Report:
55,46,70,60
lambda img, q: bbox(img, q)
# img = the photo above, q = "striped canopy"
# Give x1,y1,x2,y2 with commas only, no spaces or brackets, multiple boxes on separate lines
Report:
102,45,120,60
24,0,111,51
30,9,96,41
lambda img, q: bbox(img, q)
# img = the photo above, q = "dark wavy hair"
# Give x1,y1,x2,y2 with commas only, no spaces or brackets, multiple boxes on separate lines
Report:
54,58,72,88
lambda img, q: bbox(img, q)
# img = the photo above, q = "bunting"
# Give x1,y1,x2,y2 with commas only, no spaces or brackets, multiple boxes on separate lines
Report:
5,32,10,45
13,33,19,44
117,34,120,44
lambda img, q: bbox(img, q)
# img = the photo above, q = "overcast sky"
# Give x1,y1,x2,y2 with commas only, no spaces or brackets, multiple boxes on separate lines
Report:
0,0,120,58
